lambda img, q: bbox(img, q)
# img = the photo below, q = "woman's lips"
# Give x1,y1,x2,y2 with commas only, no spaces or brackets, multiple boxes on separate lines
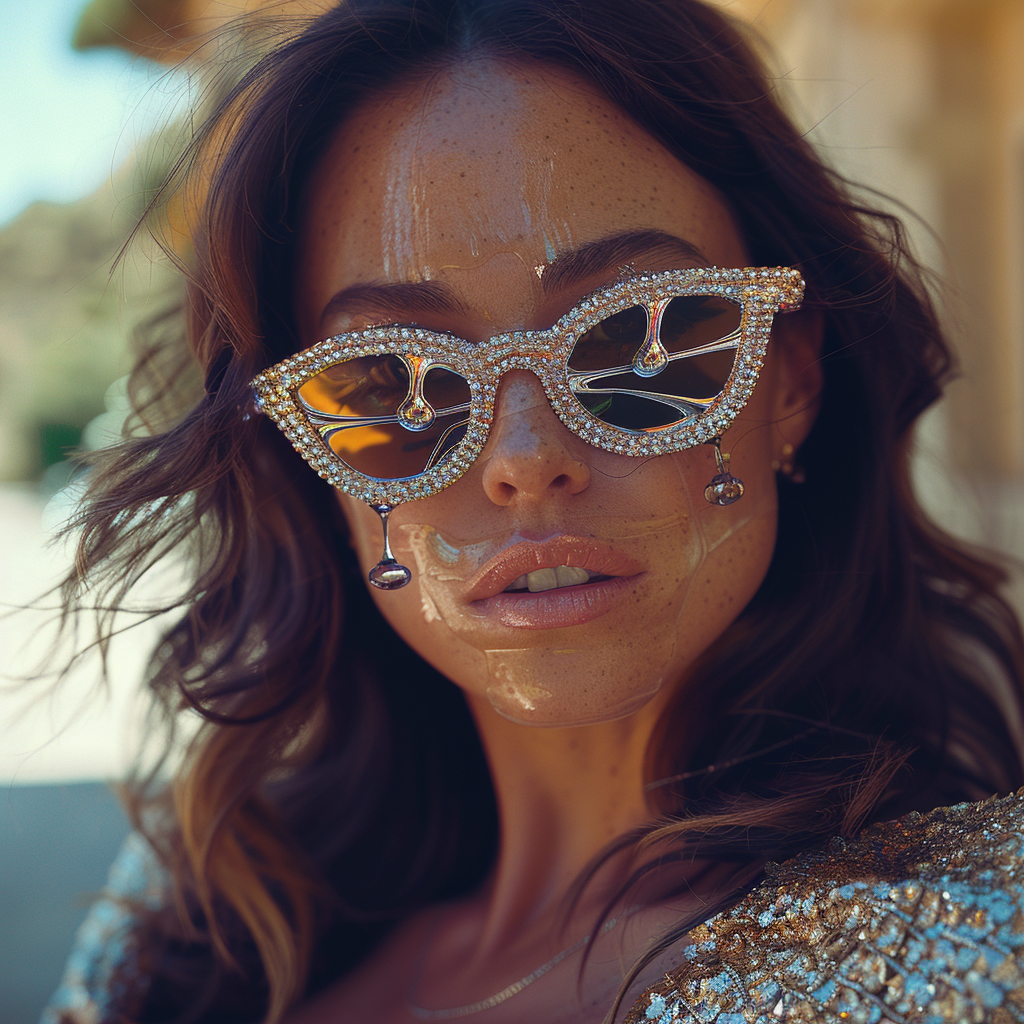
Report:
471,575,641,629
463,537,645,629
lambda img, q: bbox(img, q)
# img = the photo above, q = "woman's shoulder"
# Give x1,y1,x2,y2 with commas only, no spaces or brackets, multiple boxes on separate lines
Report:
626,788,1024,1023
40,831,168,1024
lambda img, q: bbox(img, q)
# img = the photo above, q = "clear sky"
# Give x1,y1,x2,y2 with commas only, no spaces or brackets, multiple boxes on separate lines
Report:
0,0,188,226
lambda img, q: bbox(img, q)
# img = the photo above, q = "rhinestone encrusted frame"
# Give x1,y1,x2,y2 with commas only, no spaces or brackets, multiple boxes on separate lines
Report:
250,266,805,507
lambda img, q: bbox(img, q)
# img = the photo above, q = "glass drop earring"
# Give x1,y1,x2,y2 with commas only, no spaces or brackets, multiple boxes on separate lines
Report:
704,438,744,506
367,504,413,589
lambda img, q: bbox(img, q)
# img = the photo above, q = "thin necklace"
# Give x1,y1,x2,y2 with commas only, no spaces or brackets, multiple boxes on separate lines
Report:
406,910,629,1020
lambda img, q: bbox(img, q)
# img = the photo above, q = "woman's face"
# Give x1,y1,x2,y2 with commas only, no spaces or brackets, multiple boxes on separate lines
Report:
293,60,817,726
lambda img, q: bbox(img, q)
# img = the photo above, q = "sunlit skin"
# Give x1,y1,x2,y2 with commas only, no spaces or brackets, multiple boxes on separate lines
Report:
286,59,821,1024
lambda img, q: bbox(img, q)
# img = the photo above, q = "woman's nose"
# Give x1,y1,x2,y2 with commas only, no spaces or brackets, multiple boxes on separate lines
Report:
479,370,591,507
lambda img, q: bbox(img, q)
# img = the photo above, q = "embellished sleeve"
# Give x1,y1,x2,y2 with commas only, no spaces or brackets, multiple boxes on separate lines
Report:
39,831,168,1024
625,789,1024,1023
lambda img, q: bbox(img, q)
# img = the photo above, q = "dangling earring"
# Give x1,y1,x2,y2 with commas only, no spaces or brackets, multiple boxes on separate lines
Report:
367,504,413,590
704,437,744,506
771,443,805,484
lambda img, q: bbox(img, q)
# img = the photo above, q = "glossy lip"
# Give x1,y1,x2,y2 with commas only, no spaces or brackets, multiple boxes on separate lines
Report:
465,536,645,601
463,537,645,628
472,574,641,629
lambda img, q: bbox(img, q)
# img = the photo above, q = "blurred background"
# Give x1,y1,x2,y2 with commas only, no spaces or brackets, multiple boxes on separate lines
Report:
1,0,1022,1020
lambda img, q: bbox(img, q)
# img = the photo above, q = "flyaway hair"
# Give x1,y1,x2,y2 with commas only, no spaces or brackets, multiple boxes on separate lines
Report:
57,1,1024,1020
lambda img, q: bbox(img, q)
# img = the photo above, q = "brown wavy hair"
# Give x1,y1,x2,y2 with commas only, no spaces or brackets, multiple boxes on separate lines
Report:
61,0,1024,1020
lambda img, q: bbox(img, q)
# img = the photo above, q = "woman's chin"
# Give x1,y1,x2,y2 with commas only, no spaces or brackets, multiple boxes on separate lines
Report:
478,644,669,727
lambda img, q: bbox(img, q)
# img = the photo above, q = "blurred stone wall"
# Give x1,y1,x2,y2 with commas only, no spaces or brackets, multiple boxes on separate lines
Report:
0,0,327,484
715,0,1024,590
0,170,181,481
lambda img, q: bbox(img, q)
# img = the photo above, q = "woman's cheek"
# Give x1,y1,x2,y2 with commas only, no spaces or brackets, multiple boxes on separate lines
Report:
337,437,779,727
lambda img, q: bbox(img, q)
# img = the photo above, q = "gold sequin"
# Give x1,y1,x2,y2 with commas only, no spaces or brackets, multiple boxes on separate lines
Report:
626,789,1024,1023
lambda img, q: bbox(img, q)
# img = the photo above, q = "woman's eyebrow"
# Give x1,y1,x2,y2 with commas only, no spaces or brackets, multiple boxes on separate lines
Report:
317,230,707,329
319,280,469,329
540,230,710,294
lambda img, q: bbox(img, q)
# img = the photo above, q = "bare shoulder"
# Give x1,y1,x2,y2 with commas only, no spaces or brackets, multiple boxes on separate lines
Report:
623,790,1024,1023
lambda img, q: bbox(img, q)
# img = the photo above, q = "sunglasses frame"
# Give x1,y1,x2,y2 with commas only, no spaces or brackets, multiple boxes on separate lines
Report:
251,265,804,507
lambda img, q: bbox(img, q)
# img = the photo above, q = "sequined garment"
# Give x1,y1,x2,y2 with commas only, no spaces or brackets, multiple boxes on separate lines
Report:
43,792,1024,1024
625,790,1024,1024
40,832,165,1024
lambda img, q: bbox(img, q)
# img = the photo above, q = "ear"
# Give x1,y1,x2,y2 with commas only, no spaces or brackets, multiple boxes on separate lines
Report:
766,307,824,456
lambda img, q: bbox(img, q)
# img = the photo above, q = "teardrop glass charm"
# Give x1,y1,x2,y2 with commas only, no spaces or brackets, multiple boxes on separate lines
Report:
703,439,745,506
396,355,436,431
397,396,436,430
367,504,412,590
704,472,745,506
632,336,669,377
632,297,671,378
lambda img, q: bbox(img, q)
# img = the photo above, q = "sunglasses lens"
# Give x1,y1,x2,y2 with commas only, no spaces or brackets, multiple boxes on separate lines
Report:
568,295,742,430
300,353,408,417
298,355,471,480
566,305,648,371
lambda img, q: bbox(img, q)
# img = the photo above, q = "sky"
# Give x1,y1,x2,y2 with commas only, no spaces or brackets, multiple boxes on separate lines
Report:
0,0,188,226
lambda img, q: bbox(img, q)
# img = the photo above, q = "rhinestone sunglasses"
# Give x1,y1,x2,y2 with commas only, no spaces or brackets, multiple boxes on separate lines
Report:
252,265,805,587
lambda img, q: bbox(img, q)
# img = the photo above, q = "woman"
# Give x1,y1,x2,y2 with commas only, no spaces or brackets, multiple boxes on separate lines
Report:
44,0,1024,1022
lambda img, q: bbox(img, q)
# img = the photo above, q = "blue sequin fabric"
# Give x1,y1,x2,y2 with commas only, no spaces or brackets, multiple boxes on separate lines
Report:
39,831,167,1024
41,792,1024,1023
624,789,1024,1023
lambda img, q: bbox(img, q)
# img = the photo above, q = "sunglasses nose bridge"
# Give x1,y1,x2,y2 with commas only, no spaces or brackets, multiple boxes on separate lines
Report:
479,338,564,420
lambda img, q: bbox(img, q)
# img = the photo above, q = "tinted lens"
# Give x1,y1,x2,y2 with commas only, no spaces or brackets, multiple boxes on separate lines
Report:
298,357,471,480
298,354,409,418
322,414,470,479
568,294,742,430
659,295,741,358
567,305,648,371
422,366,472,411
573,390,683,430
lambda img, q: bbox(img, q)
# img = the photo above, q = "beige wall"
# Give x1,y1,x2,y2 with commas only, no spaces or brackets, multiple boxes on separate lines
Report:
715,0,1024,576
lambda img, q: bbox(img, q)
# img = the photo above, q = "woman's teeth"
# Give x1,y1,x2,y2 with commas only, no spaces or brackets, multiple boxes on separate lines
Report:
504,565,597,593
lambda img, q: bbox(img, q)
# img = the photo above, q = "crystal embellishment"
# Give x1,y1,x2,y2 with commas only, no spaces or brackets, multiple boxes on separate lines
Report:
250,267,805,510
623,788,1024,1023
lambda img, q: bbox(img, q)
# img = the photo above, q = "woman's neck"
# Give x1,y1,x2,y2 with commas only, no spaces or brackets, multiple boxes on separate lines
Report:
463,691,671,954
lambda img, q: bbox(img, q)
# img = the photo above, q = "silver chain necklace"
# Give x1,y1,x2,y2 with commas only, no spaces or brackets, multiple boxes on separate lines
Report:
406,911,629,1020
